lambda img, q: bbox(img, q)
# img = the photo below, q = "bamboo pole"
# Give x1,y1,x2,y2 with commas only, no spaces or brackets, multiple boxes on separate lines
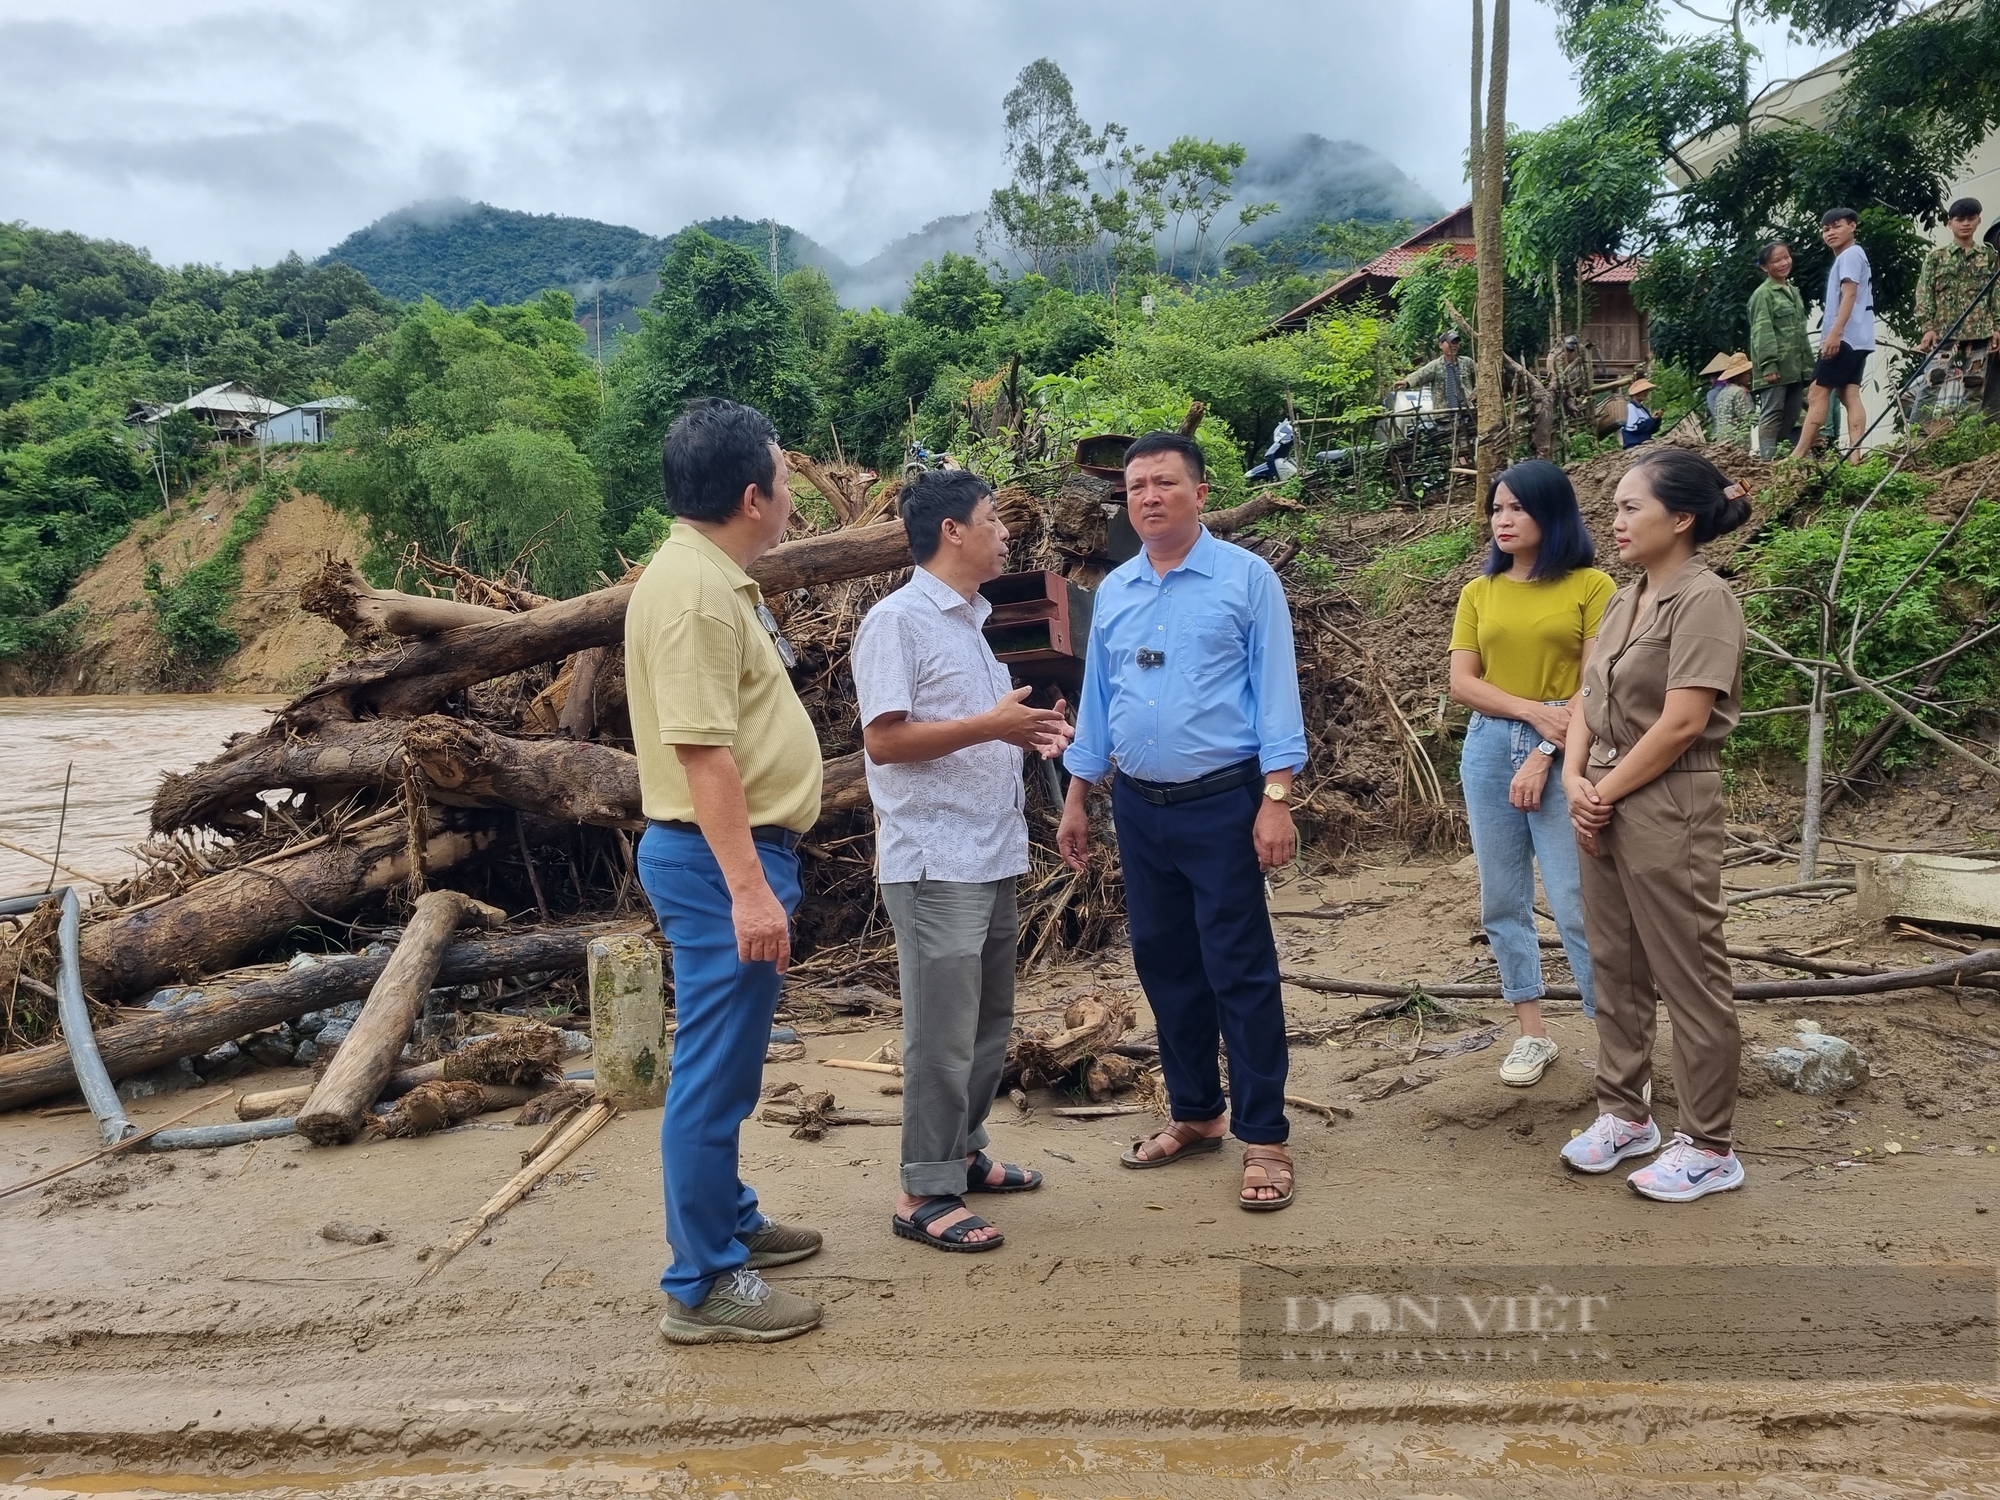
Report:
416,1099,615,1283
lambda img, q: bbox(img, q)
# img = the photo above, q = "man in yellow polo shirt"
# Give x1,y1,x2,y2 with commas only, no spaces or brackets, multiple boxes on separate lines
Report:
628,398,825,1345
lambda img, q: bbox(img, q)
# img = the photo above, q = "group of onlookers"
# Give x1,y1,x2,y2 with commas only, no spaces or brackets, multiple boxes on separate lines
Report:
1707,200,1999,457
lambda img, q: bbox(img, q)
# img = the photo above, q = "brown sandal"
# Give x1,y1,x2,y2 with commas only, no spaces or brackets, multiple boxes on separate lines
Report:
1120,1120,1225,1169
1240,1144,1294,1211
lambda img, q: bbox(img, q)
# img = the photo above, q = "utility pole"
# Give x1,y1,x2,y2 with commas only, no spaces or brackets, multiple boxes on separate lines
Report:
1469,0,1511,507
766,218,780,283
595,290,605,400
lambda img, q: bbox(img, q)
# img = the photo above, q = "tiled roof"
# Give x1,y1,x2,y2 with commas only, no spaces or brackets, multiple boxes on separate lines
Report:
1365,243,1475,279
1582,256,1642,284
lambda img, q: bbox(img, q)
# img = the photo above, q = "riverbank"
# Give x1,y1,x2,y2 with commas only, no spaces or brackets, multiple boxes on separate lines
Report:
3,854,1996,1498
2,461,364,699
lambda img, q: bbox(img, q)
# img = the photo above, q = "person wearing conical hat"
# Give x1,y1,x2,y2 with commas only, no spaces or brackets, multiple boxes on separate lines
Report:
1698,351,1732,426
1712,353,1758,453
1620,378,1661,448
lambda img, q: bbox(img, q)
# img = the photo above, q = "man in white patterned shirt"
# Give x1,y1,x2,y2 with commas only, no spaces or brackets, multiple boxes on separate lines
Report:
853,470,1072,1253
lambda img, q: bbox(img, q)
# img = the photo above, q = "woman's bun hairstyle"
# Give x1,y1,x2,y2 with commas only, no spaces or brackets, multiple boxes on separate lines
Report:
1628,447,1752,544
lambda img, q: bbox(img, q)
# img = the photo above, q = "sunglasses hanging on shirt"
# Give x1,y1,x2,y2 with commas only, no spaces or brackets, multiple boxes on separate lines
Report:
755,602,799,669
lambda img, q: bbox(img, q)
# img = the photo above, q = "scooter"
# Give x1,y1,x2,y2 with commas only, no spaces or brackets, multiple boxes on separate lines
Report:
1243,419,1297,485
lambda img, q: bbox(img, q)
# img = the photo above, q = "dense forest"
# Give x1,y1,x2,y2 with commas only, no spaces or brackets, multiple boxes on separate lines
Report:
0,224,393,654
6,0,2000,681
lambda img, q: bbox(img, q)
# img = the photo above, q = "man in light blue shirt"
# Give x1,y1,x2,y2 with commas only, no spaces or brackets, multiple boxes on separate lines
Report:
1057,431,1307,1213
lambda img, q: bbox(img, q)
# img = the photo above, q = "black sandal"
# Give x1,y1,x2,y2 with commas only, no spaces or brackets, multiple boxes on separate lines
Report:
966,1151,1042,1194
892,1194,1004,1253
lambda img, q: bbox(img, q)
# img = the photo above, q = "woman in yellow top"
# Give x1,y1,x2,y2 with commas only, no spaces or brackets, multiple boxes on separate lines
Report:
1448,459,1615,1087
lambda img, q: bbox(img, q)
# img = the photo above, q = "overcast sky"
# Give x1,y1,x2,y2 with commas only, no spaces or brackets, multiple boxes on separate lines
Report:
0,0,1840,271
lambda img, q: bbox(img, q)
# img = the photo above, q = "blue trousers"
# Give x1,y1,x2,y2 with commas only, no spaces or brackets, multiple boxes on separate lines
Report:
637,823,802,1307
1112,777,1288,1144
1460,712,1597,1016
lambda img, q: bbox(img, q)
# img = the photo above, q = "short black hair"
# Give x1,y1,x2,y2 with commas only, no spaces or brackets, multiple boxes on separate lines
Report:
1485,459,1594,581
1821,206,1859,227
1948,197,1984,221
1756,240,1790,267
1628,447,1752,545
1123,431,1207,484
661,398,779,522
899,469,995,565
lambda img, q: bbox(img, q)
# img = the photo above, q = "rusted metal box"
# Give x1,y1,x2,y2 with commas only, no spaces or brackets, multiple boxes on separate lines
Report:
979,570,1093,665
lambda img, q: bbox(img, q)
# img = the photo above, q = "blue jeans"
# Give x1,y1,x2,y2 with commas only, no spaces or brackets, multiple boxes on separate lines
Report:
637,823,803,1307
1461,711,1597,1016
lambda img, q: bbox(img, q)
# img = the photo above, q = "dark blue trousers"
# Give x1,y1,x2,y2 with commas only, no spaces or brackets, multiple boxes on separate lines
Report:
1111,777,1289,1144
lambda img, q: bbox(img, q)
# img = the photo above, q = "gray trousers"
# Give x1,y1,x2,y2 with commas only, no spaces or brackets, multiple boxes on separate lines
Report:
1757,380,1806,458
881,877,1018,1197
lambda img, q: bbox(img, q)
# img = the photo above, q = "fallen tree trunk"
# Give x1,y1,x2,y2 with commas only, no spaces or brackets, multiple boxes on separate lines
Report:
79,810,498,999
285,521,924,729
556,647,604,740
407,716,869,825
151,720,408,832
237,1024,566,1120
406,715,644,827
1281,946,2000,1004
299,558,522,644
0,928,596,1113
371,1079,540,1138
159,718,872,837
296,890,507,1146
1203,494,1300,535
785,450,862,525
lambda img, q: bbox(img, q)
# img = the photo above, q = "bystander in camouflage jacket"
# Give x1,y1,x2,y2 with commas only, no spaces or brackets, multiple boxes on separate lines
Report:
1746,278,1812,386
1713,383,1757,452
1914,240,1999,343
1406,356,1477,408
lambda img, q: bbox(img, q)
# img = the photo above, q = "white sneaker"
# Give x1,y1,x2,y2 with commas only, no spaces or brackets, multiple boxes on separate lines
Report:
1560,1112,1662,1173
1626,1133,1746,1202
1499,1035,1559,1087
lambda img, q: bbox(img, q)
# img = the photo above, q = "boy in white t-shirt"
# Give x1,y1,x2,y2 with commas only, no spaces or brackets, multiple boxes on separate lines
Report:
1796,207,1873,460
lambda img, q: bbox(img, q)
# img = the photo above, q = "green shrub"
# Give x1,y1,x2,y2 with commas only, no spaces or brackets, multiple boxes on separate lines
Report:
1921,412,2000,469
1352,524,1477,614
1735,493,2000,769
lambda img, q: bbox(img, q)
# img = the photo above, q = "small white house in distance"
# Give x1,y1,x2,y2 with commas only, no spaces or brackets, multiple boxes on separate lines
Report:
255,396,358,445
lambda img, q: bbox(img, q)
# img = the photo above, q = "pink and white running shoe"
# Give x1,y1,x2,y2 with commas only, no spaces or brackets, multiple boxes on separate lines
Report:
1626,1133,1745,1202
1559,1112,1661,1174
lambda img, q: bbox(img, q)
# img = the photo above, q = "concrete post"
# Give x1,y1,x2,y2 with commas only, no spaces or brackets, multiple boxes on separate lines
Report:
588,932,667,1109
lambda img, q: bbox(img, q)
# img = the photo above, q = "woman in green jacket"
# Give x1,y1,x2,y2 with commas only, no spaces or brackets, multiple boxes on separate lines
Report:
1747,242,1813,458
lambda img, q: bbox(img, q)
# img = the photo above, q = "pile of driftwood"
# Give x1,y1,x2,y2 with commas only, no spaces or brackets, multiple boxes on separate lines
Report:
2,451,1305,1121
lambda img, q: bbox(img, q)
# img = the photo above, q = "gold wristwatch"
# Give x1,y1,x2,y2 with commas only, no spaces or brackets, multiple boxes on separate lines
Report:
1263,782,1291,804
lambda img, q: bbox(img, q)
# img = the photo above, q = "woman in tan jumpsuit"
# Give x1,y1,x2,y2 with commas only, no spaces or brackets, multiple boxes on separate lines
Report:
1557,448,1752,1202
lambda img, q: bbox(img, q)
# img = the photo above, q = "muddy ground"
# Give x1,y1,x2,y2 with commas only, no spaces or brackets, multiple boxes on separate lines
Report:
4,843,1999,1500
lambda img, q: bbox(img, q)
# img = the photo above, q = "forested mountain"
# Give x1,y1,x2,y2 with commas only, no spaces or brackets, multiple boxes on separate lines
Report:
318,134,1436,319
319,200,667,309
1234,135,1441,243
319,201,850,326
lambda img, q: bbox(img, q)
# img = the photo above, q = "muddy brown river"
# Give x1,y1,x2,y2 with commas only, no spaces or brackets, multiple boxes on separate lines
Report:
0,695,282,897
